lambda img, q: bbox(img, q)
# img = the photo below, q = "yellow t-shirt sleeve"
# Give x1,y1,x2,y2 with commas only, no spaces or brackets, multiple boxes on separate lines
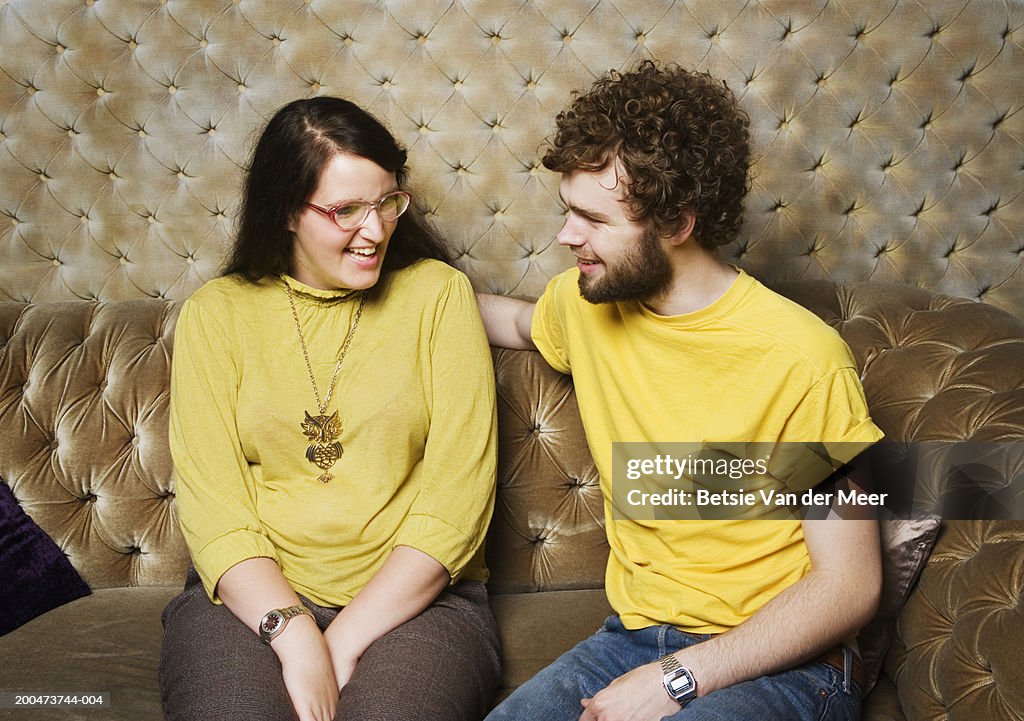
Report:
530,270,573,374
772,366,885,492
393,272,497,582
169,297,278,601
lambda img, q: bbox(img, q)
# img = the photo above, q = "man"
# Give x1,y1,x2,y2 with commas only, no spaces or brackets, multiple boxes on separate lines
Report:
478,61,883,721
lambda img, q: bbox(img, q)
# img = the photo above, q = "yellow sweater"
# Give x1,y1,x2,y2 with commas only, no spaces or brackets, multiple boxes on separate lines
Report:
532,268,883,633
169,260,497,605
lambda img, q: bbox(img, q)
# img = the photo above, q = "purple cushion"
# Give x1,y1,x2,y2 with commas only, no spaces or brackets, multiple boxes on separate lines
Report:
0,481,91,636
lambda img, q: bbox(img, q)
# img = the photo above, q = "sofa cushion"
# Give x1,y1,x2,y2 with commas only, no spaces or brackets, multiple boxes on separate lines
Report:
857,511,941,693
489,588,613,700
0,586,179,721
0,481,91,636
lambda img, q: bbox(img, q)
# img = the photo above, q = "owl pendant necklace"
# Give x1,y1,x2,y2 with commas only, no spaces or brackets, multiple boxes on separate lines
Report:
284,281,366,483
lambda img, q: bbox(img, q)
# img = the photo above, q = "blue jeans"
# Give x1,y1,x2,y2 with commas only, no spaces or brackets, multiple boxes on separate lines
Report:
486,616,860,721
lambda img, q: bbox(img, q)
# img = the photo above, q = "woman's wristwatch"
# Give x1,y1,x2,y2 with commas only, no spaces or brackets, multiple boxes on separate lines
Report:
258,604,314,644
659,653,698,707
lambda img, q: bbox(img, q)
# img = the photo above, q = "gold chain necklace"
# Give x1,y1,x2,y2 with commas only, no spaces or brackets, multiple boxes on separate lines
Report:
284,281,366,483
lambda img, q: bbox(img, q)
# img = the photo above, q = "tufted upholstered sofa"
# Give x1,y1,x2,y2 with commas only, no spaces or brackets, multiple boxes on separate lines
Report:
2,1,1024,720
2,282,1024,721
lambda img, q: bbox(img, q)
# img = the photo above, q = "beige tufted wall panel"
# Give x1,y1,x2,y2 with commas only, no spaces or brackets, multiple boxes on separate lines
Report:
2,1,1023,316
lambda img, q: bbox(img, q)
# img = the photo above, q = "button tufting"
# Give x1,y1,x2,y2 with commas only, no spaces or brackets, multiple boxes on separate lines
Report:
0,1,1021,314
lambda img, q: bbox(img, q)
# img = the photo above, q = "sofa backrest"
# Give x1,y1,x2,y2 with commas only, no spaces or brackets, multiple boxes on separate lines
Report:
2,1,1022,318
774,280,1024,720
0,300,188,588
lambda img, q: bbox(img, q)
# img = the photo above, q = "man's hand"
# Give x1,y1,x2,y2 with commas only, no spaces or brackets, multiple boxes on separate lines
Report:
578,661,679,721
273,616,340,721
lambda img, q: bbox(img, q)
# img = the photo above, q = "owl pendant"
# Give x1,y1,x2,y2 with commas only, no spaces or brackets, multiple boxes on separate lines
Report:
301,410,343,483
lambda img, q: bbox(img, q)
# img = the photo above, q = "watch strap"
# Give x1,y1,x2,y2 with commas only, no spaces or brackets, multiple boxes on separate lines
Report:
659,653,684,674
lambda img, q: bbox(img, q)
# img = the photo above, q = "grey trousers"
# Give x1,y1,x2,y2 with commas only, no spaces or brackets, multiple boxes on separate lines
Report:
159,569,501,721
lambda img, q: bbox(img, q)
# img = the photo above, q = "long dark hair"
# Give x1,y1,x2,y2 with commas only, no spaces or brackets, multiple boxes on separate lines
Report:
222,96,449,280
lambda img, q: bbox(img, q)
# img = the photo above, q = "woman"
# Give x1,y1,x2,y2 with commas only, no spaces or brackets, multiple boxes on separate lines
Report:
159,97,500,721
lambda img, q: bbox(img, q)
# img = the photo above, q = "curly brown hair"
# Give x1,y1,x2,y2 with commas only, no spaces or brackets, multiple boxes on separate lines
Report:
542,60,751,249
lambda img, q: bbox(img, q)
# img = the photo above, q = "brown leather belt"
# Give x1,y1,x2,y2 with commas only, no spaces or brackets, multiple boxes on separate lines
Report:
813,645,866,690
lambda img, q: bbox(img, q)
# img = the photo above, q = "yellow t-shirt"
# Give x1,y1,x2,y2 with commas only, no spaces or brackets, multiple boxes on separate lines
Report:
169,260,497,605
532,268,883,633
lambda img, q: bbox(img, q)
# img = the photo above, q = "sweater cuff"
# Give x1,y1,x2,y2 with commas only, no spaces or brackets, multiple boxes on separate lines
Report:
193,529,279,602
394,514,476,583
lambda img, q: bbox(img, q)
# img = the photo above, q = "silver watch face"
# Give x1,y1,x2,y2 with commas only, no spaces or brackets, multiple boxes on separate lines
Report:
664,667,696,703
667,671,693,695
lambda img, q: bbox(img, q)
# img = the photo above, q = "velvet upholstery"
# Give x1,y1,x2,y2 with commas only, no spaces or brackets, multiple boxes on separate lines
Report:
1,1,1022,317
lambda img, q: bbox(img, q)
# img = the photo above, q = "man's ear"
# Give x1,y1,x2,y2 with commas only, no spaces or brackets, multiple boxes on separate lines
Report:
666,209,697,246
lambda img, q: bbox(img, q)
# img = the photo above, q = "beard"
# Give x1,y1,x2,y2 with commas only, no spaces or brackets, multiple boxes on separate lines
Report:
577,226,673,304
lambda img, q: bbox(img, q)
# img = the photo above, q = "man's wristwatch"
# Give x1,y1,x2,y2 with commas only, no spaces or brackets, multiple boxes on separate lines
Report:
258,604,314,644
659,654,698,707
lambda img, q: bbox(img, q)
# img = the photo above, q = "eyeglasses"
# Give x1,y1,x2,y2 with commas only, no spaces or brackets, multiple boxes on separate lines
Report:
305,190,412,230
